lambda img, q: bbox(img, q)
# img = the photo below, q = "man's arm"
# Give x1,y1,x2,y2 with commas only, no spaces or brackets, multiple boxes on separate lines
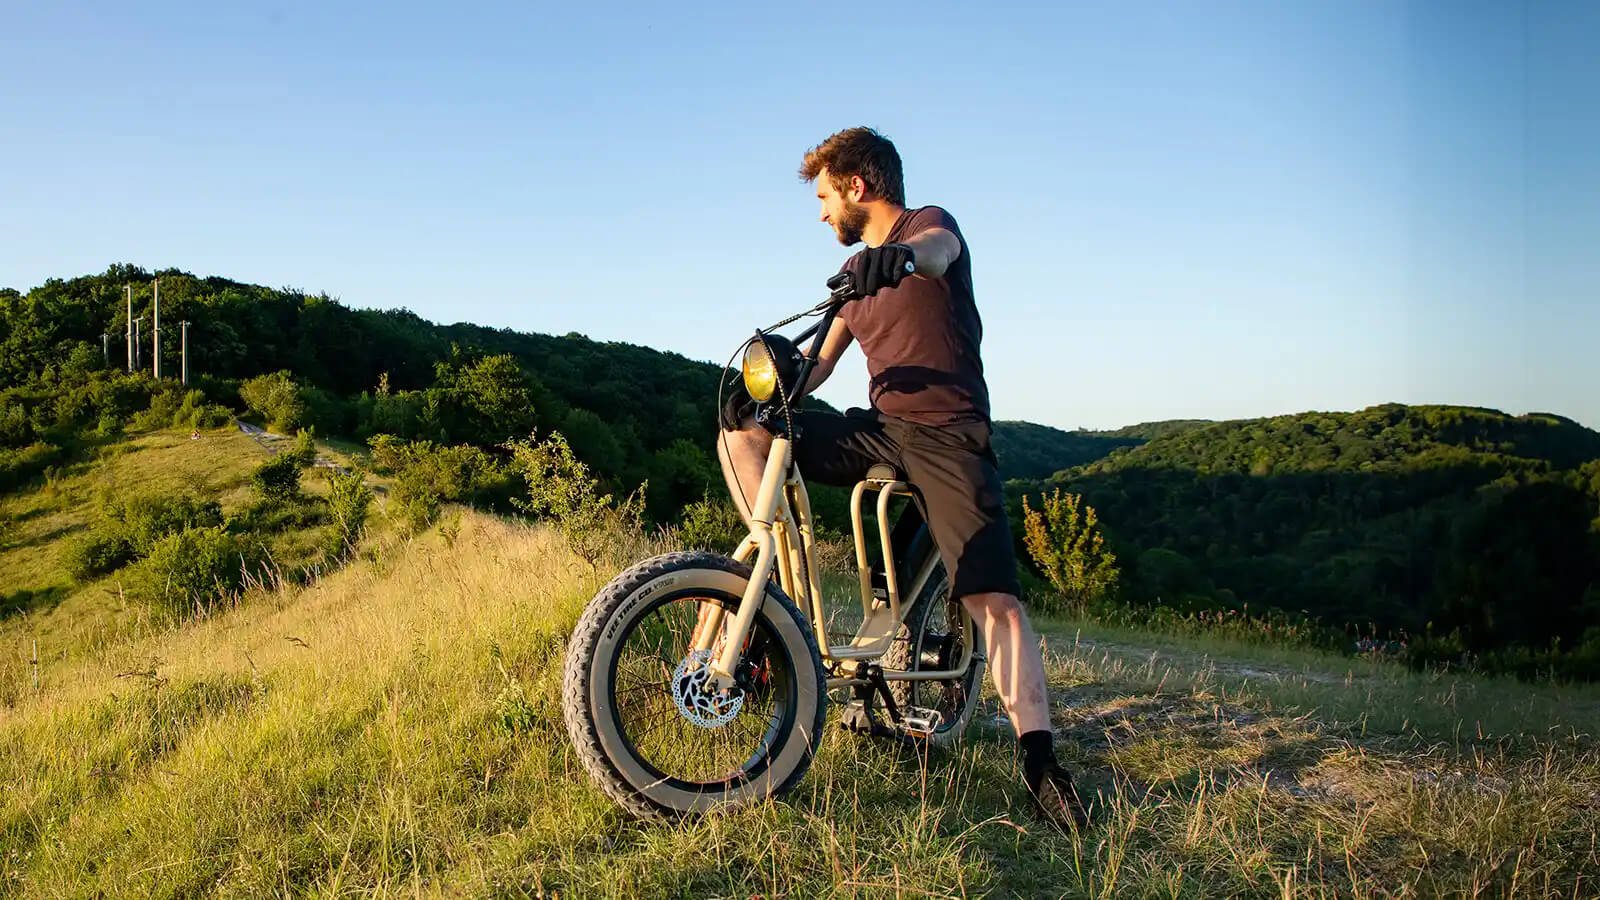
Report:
799,316,854,397
900,227,962,280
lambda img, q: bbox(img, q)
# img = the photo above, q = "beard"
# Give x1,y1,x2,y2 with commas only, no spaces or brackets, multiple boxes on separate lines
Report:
834,199,870,246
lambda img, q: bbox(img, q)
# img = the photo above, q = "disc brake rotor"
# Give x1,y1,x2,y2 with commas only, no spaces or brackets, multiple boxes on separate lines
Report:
671,649,745,728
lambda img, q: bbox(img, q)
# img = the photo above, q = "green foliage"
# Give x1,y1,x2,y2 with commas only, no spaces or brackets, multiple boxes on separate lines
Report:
675,493,745,551
64,524,137,581
121,526,259,614
1021,488,1119,614
239,371,306,433
1018,403,1600,672
990,420,1143,480
67,489,224,581
508,431,645,569
324,467,374,558
250,453,305,504
0,442,63,492
368,435,511,533
289,429,317,467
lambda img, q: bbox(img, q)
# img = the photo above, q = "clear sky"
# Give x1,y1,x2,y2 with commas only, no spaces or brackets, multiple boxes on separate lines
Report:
3,1,1595,430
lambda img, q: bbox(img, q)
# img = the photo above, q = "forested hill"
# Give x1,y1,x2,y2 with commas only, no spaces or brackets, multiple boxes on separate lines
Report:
1027,404,1600,674
1,266,1101,512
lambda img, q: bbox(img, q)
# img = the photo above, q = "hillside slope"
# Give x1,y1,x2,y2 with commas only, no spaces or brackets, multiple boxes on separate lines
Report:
3,510,1597,896
1025,404,1600,667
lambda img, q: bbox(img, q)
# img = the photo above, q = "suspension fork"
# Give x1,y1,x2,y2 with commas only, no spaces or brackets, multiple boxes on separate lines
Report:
702,436,793,691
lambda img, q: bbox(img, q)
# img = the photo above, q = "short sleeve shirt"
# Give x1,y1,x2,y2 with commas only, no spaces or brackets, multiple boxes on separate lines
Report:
839,206,990,426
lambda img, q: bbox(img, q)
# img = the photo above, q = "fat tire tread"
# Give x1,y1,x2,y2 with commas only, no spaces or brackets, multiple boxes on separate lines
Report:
561,550,826,819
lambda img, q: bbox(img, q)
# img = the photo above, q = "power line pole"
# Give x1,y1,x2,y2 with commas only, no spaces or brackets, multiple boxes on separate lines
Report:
102,333,110,366
126,285,134,372
152,278,161,379
133,316,144,371
180,321,190,385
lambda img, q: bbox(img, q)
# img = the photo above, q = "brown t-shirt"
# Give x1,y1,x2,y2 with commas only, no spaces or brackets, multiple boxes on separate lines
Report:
839,206,990,426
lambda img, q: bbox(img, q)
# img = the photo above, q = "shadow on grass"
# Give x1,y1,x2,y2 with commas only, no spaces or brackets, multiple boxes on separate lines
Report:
1,584,70,620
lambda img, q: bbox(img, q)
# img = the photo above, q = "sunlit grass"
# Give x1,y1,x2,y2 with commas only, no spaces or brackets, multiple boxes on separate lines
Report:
2,504,1596,896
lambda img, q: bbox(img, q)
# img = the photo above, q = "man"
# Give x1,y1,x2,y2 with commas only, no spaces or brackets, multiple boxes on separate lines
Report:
717,126,1088,830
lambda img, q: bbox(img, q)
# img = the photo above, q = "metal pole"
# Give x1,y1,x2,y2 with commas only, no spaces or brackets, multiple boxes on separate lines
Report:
181,321,189,385
126,285,134,372
133,317,143,371
103,333,110,365
152,278,161,379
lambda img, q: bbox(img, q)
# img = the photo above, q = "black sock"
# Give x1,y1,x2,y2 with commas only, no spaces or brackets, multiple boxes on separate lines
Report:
1020,729,1057,791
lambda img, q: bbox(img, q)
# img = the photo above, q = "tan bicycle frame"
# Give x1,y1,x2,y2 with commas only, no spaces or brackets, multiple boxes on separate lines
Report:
701,435,977,692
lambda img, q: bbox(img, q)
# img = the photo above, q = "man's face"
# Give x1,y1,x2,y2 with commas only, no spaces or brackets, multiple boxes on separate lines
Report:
816,168,868,247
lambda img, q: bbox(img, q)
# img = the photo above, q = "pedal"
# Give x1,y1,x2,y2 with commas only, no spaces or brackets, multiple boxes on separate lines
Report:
900,706,944,738
837,700,894,737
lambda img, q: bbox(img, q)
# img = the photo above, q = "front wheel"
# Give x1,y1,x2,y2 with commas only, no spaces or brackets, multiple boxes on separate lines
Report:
561,550,827,818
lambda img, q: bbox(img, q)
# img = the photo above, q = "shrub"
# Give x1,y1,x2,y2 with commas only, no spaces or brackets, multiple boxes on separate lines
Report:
288,429,318,467
325,467,374,557
676,494,745,551
508,431,645,569
1022,488,1120,615
239,371,306,433
112,490,224,554
250,453,305,504
122,526,259,615
65,524,137,580
367,435,510,532
0,442,63,493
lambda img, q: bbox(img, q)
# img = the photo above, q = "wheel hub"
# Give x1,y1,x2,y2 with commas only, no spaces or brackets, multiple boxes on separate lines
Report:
671,649,744,728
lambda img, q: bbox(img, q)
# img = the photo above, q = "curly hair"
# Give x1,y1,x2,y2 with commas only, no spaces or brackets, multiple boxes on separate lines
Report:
798,127,905,206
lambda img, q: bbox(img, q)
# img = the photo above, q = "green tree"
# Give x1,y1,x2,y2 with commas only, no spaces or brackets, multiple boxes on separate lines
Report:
239,371,306,433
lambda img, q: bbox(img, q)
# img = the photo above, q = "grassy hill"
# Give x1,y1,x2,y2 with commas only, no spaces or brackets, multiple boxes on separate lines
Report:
3,430,1599,896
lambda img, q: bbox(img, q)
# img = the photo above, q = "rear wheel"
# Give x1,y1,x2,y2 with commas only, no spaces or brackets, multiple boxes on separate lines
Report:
878,564,986,745
562,551,826,818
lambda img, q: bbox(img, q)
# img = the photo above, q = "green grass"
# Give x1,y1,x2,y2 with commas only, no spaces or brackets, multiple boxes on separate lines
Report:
3,497,1598,896
0,423,394,707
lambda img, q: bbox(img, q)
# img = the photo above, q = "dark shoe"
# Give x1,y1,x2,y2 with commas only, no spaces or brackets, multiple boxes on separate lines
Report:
1027,762,1090,832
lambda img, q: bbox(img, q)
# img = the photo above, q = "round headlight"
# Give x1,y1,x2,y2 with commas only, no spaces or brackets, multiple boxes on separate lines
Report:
742,338,779,402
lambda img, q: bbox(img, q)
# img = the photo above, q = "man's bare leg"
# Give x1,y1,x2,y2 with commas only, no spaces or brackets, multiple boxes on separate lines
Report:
716,421,770,528
959,592,1051,735
962,590,1087,828
691,423,772,647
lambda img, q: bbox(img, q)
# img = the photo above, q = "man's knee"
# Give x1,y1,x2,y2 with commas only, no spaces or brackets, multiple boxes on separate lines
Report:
962,591,1026,629
718,423,765,458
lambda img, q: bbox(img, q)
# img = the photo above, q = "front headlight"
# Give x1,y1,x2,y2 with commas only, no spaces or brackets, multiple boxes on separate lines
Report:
742,338,779,402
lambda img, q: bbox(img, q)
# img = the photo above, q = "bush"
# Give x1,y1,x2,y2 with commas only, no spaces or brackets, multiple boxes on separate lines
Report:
367,435,511,532
111,490,224,554
239,371,306,433
508,431,645,569
122,526,259,614
251,453,305,504
325,467,374,557
1021,488,1120,615
68,489,224,580
0,442,63,493
171,389,232,429
65,525,137,580
675,494,744,551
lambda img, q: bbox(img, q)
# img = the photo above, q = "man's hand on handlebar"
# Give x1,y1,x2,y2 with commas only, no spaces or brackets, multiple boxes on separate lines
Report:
837,243,916,298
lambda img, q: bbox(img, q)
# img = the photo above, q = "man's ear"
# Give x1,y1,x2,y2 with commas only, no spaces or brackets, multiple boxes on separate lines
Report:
847,174,868,202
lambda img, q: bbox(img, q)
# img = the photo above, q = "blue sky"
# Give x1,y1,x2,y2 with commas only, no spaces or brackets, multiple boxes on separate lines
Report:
3,1,1595,430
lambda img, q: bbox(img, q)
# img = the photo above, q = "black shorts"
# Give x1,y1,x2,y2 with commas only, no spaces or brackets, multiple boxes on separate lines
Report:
790,408,1022,600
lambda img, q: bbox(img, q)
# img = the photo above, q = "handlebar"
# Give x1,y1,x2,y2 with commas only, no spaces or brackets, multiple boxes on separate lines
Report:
824,259,916,300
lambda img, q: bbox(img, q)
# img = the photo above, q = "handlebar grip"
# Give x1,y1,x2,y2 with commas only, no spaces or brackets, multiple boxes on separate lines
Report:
826,272,853,293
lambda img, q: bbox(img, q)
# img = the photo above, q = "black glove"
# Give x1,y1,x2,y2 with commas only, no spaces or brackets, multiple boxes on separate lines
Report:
838,242,916,298
719,372,756,431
